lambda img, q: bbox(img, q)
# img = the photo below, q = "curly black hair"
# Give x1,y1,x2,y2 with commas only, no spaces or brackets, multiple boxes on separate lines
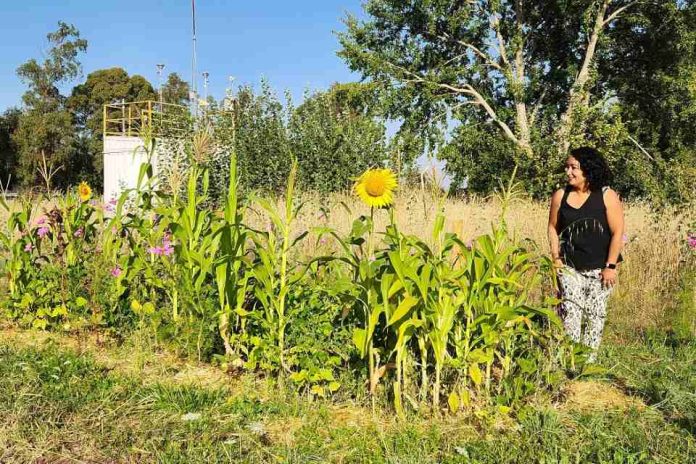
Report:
568,146,612,191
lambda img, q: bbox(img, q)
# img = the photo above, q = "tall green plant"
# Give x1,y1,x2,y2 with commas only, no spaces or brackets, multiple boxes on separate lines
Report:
248,159,303,372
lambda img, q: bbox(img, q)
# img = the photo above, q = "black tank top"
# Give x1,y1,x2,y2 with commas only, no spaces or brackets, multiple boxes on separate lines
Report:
556,186,621,271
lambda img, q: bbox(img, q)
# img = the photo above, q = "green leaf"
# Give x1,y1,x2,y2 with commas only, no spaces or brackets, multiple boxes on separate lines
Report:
289,370,308,383
388,295,418,325
448,391,460,413
142,302,155,315
469,363,483,386
352,328,367,358
310,385,325,397
328,381,341,392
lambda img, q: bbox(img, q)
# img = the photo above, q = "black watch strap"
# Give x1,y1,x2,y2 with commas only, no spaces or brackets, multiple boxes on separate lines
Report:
605,263,617,270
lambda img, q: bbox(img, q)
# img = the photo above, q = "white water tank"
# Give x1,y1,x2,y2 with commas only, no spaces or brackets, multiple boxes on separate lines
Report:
102,136,157,202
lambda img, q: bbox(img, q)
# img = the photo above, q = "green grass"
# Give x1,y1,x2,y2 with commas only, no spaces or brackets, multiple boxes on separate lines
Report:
0,331,695,463
602,329,696,435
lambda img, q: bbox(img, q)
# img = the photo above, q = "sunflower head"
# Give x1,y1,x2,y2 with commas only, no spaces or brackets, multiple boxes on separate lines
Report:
78,181,92,202
354,168,397,208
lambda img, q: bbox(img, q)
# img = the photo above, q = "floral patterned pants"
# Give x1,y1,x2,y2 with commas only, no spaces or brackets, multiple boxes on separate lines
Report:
558,266,613,362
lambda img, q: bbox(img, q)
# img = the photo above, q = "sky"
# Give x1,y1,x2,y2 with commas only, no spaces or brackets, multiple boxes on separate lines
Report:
0,0,365,111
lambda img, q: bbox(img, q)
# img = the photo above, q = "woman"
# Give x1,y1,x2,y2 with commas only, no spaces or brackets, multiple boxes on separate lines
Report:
548,146,624,362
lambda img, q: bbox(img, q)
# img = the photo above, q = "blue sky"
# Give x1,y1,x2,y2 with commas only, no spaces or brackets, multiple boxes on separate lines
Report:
0,0,365,111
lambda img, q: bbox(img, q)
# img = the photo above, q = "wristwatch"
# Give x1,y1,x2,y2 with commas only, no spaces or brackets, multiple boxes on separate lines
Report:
605,263,617,270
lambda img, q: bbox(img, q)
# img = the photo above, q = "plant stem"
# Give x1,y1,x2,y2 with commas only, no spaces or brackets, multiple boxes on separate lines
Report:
433,362,441,412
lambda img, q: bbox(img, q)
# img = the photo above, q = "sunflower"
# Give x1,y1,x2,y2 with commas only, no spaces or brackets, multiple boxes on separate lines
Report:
78,181,92,202
354,168,397,208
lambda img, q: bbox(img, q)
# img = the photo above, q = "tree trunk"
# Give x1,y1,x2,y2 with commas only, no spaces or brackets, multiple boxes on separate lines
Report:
513,0,532,156
557,0,610,155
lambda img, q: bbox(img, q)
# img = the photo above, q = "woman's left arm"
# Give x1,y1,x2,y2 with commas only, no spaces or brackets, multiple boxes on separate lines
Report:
602,189,624,287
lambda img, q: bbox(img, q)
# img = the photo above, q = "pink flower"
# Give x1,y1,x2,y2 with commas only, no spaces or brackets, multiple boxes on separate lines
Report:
111,266,122,278
24,243,33,252
36,216,46,225
37,226,50,238
105,198,117,213
688,233,696,250
74,227,84,238
148,246,164,256
465,240,473,250
622,233,628,244
149,233,175,257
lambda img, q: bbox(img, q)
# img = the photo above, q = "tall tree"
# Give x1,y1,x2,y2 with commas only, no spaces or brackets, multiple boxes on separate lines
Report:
68,67,156,186
289,84,390,192
338,1,649,196
13,21,87,188
0,108,20,188
598,1,696,202
161,73,191,106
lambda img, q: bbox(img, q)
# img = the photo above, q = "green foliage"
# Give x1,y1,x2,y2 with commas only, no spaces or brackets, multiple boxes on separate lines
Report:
230,81,293,193
1,129,568,412
0,108,20,187
0,187,107,329
13,22,88,189
161,72,191,106
311,174,567,414
159,81,393,200
68,67,157,187
339,0,696,203
289,88,389,192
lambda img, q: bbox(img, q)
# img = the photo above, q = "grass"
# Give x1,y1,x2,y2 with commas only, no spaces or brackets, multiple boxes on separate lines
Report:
0,326,694,463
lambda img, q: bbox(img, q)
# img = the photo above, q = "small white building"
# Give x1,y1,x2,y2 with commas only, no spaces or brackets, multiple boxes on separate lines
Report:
103,135,152,202
102,100,185,201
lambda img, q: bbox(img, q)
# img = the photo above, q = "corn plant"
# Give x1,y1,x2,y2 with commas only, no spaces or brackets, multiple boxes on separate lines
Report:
247,159,305,372
215,149,253,359
0,196,37,300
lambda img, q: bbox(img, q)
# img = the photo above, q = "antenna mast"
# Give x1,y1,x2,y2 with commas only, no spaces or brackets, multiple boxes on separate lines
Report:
191,0,198,117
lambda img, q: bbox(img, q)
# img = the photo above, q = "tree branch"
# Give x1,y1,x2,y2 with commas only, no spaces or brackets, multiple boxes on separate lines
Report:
490,15,511,70
439,33,502,71
557,0,611,153
383,60,521,147
603,1,640,27
626,134,655,162
529,87,547,128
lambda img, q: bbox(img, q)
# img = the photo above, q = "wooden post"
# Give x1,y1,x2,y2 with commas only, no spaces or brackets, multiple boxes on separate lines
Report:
103,105,107,137
128,106,132,136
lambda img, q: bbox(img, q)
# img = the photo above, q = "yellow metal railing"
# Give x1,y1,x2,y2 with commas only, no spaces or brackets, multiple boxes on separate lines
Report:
102,100,189,137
